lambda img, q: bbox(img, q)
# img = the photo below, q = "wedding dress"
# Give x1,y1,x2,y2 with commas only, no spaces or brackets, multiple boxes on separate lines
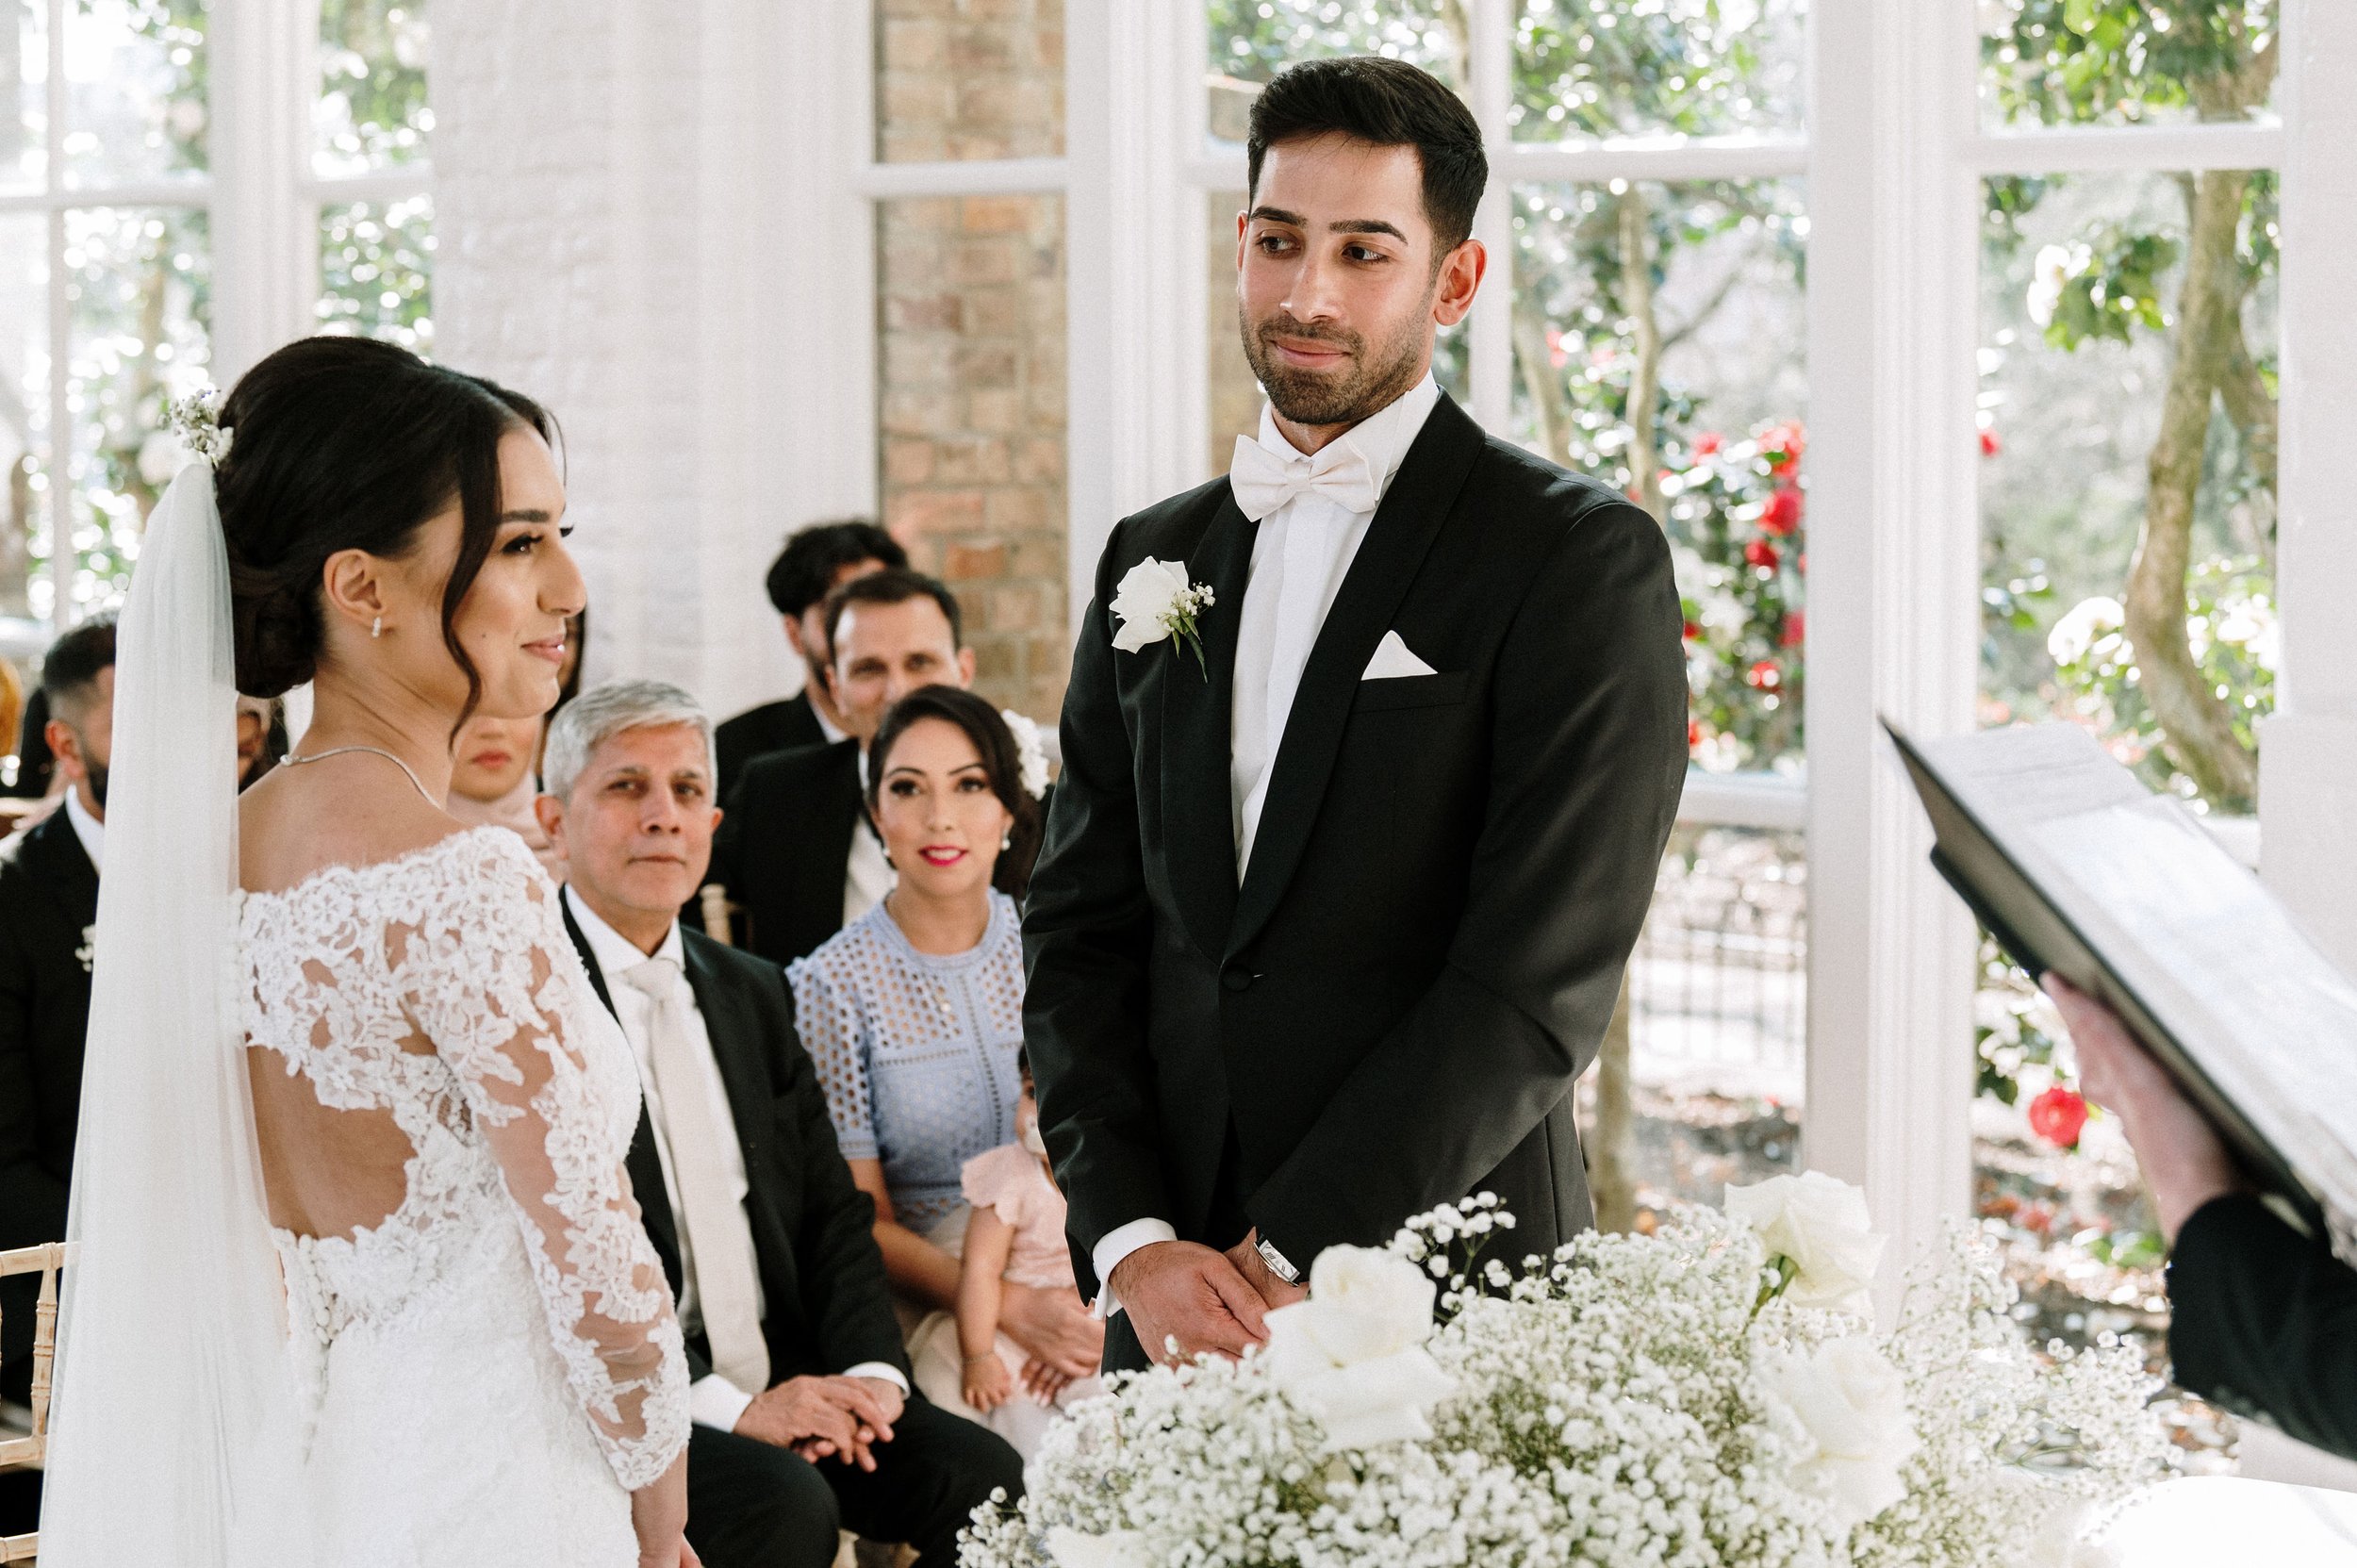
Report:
239,824,688,1565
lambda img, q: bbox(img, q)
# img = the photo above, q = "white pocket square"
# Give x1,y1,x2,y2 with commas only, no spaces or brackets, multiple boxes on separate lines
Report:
1361,630,1439,680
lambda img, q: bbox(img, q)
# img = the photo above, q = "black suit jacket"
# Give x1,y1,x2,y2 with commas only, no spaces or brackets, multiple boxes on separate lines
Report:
716,693,828,803
0,809,97,1385
708,738,865,966
560,897,908,1386
2169,1193,2357,1461
1025,394,1688,1329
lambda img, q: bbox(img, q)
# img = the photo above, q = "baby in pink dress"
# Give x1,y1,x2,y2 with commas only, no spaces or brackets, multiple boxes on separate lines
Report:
909,1070,1103,1455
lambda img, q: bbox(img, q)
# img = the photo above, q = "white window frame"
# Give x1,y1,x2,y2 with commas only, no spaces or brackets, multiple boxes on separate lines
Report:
842,0,2335,1281
0,0,434,657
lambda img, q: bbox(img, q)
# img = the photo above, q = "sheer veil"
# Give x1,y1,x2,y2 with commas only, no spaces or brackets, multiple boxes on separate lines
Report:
37,456,311,1563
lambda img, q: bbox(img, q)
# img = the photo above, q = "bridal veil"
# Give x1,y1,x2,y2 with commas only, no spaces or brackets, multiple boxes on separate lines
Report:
37,454,312,1563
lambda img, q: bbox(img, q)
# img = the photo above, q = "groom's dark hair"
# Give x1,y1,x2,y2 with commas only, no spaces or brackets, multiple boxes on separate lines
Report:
1246,57,1487,255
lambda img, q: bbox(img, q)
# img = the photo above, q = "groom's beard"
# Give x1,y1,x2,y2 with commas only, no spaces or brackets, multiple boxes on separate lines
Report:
1241,302,1429,430
84,760,107,809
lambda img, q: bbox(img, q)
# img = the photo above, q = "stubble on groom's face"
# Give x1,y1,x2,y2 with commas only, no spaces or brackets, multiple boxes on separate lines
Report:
1238,136,1442,432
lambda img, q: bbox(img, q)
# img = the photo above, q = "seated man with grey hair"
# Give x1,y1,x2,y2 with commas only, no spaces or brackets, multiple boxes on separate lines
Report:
536,679,1021,1568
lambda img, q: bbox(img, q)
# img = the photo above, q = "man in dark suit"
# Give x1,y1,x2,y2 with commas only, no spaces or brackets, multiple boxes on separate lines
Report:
540,679,1019,1567
709,569,976,967
1025,58,1689,1373
2047,975,2357,1461
715,520,908,798
0,618,114,1531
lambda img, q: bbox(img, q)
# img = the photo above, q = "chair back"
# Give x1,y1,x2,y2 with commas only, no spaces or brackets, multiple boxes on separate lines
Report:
0,1240,67,1562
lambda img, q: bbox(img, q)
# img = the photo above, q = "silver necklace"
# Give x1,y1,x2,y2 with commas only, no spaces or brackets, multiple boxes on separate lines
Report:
279,744,438,808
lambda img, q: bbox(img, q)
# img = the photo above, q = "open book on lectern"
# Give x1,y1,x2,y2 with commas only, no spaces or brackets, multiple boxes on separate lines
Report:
1887,718,2357,1264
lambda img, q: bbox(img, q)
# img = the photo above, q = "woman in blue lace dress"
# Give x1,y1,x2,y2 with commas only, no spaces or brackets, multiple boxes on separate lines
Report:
789,687,1101,1399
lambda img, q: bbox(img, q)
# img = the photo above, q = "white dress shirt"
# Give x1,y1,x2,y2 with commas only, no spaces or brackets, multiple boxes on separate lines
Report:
844,744,896,925
63,787,103,873
564,887,907,1428
1092,372,1443,1311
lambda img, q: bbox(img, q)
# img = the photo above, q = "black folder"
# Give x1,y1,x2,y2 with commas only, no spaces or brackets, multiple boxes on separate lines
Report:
1887,718,2356,1246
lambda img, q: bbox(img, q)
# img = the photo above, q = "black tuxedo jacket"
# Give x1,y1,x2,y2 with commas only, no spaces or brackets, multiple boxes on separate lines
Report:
1025,394,1688,1322
715,693,828,802
707,738,865,966
560,899,908,1386
2169,1193,2357,1461
0,809,98,1384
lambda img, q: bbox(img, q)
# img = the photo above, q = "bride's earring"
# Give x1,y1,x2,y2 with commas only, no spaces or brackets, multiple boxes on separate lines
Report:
371,615,383,639
1001,830,1014,850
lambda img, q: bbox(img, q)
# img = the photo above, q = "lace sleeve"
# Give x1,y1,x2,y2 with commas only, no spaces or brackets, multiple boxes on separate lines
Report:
392,838,689,1490
788,952,879,1161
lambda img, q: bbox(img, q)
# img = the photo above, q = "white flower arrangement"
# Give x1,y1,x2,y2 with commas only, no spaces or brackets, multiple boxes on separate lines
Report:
162,388,233,466
960,1181,2167,1568
1109,557,1215,679
999,708,1050,800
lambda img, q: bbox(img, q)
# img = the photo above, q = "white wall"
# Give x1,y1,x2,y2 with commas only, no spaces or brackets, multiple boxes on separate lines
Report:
431,0,875,717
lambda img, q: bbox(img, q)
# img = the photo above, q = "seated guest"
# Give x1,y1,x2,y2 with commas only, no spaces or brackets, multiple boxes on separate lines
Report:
537,679,1022,1568
0,618,113,1532
716,520,908,796
790,687,1097,1389
236,694,284,790
916,1048,1104,1456
710,568,974,966
447,710,561,877
2044,974,2357,1461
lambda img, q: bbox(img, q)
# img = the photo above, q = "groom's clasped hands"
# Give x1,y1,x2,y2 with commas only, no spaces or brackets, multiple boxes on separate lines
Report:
733,1374,906,1473
1111,1231,1310,1368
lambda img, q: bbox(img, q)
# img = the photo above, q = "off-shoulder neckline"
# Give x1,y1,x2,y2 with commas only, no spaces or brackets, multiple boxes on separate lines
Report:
237,823,536,907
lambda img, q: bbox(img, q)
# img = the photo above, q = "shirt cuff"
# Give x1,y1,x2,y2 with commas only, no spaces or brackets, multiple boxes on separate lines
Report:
1090,1217,1178,1320
689,1372,756,1433
842,1361,910,1396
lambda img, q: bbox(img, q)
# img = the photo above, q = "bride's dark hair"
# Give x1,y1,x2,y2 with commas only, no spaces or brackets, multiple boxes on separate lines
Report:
214,335,555,709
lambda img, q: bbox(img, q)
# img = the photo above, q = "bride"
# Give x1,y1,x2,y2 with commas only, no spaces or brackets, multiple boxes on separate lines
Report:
36,337,695,1567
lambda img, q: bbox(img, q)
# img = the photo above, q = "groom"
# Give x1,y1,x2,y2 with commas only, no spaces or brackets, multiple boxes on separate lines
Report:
1025,56,1689,1372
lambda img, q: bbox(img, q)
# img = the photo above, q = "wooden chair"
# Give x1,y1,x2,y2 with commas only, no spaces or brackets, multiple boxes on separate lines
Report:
0,1241,66,1564
698,883,738,947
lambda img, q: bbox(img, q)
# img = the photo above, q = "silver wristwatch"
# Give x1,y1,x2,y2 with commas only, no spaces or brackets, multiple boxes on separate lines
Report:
1256,1236,1301,1285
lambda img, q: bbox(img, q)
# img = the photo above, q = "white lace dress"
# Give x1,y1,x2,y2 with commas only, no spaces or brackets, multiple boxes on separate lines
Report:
239,826,688,1567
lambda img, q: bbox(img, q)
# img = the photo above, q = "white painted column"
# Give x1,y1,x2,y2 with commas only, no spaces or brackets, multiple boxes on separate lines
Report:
1467,0,1512,437
206,0,315,383
1802,0,1984,1298
1063,0,1197,625
2261,0,2357,971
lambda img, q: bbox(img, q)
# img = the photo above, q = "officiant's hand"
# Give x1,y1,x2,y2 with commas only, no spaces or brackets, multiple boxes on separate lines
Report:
1000,1279,1104,1379
1227,1230,1310,1311
2044,975,2245,1242
1110,1240,1270,1366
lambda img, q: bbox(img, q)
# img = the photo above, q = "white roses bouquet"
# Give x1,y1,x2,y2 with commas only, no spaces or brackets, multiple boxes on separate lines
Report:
959,1180,2168,1568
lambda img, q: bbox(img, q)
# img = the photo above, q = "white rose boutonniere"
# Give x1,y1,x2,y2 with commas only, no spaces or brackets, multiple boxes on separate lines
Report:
1110,556,1215,679
76,922,96,974
1726,1169,1884,1317
1758,1334,1919,1529
1261,1244,1458,1452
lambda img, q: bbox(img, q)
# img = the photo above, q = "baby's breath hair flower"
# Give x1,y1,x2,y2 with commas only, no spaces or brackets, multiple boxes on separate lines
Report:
162,388,233,466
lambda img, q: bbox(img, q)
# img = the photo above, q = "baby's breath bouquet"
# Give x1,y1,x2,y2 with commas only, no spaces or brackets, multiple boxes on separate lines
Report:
962,1177,2168,1568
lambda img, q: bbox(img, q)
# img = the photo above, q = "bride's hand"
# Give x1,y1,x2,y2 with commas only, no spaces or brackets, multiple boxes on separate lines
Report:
631,1450,692,1568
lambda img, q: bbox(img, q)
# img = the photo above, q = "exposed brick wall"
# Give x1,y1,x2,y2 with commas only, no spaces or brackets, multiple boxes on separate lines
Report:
874,0,1069,721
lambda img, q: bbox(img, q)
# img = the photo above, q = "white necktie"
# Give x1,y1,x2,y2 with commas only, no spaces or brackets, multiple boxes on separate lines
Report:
1228,431,1384,521
623,956,769,1394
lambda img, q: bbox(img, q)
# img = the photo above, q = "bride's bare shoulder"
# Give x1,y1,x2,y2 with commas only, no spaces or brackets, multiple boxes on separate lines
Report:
239,758,467,898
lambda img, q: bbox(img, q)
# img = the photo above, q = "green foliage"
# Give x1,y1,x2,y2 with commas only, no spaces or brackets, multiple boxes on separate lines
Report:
320,197,434,353
1207,0,1459,88
2032,227,2179,349
318,0,431,172
1663,421,1805,769
1983,0,2278,125
1975,934,2064,1108
2045,554,2275,793
1513,0,1792,139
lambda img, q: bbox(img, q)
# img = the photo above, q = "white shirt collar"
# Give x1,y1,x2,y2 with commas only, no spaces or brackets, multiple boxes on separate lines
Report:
811,693,848,748
563,883,685,984
1251,371,1442,514
63,787,103,874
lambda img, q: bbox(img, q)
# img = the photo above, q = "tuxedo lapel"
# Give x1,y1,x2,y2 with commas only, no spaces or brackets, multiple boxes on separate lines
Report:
681,937,775,1183
558,894,684,1287
1160,491,1256,962
16,811,98,933
1228,395,1485,955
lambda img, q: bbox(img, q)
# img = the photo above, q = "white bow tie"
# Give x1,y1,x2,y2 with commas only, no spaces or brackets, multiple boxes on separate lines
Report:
1228,432,1384,521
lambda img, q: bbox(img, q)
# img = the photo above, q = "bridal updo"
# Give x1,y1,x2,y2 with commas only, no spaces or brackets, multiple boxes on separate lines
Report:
212,336,554,701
